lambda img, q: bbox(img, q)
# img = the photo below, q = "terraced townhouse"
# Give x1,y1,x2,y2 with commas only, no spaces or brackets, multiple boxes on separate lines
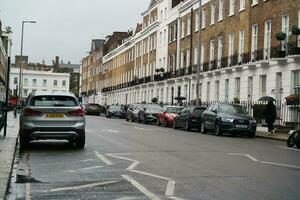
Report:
81,0,300,123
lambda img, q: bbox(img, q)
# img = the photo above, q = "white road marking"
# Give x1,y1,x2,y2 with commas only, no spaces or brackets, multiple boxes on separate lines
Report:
260,161,300,170
227,153,259,162
130,169,171,181
25,153,31,200
80,159,95,162
81,166,104,171
95,151,114,165
167,196,186,200
134,127,152,131
228,153,300,170
279,146,300,152
114,197,139,200
127,161,140,170
165,181,176,196
49,181,118,192
122,175,161,200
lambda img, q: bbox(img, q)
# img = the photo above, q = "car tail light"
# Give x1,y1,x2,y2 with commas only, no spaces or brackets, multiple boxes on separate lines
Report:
23,108,42,116
68,109,85,116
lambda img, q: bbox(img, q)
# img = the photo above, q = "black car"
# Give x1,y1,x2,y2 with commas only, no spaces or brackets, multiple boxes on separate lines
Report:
138,104,161,124
106,105,122,118
84,104,101,115
201,103,257,137
173,106,206,131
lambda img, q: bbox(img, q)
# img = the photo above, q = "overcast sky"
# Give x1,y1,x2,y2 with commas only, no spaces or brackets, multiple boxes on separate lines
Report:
0,0,150,64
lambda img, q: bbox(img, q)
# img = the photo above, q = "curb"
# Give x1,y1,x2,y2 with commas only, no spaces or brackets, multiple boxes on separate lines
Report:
256,134,287,142
3,136,19,200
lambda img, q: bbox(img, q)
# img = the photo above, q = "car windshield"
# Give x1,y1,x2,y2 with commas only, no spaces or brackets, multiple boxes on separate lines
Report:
166,107,182,113
147,105,161,112
110,106,121,111
30,96,78,107
218,104,248,114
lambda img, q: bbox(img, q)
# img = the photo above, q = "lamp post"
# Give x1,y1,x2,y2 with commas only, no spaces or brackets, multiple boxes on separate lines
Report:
18,20,36,105
196,0,202,106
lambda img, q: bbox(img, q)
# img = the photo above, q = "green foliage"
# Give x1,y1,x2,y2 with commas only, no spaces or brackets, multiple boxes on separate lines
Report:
151,97,158,104
292,26,300,35
276,32,287,41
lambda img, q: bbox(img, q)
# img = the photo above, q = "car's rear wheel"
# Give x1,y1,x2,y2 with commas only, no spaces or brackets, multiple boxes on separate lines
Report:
19,130,30,149
184,121,191,131
76,131,85,149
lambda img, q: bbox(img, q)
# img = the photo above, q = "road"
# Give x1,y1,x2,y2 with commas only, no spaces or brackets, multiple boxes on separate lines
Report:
8,115,300,200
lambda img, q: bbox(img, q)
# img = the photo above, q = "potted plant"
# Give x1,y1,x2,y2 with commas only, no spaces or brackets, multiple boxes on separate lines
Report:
285,94,300,105
291,26,300,54
155,68,161,73
276,32,287,58
151,97,158,104
233,97,240,104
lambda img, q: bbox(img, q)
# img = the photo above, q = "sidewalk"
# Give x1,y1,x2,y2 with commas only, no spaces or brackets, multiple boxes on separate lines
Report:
256,126,288,141
0,113,19,200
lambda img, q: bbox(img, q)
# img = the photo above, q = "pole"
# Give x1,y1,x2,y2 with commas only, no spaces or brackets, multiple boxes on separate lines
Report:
18,21,24,105
4,57,11,137
196,0,202,106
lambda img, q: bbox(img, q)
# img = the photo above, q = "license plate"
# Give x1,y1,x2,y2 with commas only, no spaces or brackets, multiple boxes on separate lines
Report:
236,124,248,128
46,114,64,118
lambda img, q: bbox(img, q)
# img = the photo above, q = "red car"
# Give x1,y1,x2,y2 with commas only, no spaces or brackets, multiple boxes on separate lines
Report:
157,106,183,127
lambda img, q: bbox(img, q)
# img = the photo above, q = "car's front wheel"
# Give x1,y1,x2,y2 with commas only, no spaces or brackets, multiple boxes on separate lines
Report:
76,131,85,149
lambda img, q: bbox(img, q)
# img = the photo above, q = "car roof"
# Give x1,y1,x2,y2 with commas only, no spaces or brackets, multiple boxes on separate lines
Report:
30,91,76,98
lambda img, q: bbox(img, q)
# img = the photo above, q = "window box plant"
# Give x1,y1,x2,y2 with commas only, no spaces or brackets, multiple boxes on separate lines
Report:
285,94,300,105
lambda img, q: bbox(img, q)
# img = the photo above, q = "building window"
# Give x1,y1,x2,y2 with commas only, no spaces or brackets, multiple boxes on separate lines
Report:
235,77,241,99
33,79,36,86
215,80,220,101
229,0,235,16
165,7,167,20
187,17,191,35
62,80,66,87
252,0,258,6
238,30,245,63
195,12,199,32
186,49,190,67
264,20,272,59
282,15,289,51
211,3,216,25
54,80,58,86
194,47,199,65
24,78,28,86
206,82,210,102
209,40,215,67
228,33,234,65
260,75,267,97
293,70,300,96
218,0,224,21
164,29,167,46
225,79,229,101
201,43,205,67
14,77,18,85
248,76,253,101
43,79,47,86
240,0,245,11
201,9,206,29
251,24,258,60
181,20,185,38
217,37,223,68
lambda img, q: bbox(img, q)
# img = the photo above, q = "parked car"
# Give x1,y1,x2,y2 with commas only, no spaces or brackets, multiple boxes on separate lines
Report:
126,104,143,122
120,105,128,119
138,104,162,124
157,106,183,127
19,91,85,149
201,103,257,137
106,105,122,118
84,103,101,115
173,106,206,131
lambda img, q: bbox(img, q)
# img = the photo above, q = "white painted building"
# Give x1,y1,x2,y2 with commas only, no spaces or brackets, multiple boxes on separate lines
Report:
10,68,70,98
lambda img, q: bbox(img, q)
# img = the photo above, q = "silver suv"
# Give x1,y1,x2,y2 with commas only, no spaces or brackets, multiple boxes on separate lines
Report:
19,92,85,149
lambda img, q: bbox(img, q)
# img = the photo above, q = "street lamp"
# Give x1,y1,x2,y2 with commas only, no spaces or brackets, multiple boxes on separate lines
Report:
18,20,36,104
196,0,202,106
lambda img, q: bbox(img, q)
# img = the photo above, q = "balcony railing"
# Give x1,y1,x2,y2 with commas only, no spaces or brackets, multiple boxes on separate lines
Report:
100,46,300,93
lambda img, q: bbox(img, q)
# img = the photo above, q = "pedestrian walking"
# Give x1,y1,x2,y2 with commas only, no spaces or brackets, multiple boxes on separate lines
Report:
264,101,276,133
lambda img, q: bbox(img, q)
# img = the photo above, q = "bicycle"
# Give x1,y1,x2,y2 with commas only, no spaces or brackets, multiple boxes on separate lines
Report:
286,109,300,149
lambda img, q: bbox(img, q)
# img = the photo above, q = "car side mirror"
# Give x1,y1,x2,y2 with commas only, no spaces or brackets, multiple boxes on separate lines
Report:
177,111,181,115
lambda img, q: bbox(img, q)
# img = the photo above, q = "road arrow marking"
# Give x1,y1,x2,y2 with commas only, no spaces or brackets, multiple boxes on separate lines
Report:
95,151,113,165
122,175,161,200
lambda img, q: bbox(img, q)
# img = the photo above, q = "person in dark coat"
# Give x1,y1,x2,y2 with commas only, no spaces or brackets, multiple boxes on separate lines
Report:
264,101,277,133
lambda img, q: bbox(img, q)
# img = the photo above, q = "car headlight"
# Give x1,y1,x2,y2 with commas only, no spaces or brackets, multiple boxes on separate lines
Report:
221,118,235,123
250,119,257,124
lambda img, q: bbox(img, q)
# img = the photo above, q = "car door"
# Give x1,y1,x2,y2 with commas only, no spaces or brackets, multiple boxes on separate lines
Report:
179,107,190,127
206,104,218,130
176,108,186,127
159,107,166,124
